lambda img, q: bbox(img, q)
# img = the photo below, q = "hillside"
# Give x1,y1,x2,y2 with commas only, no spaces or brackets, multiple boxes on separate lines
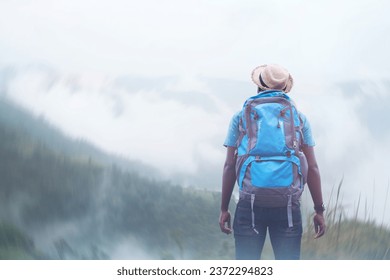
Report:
0,97,235,259
0,96,389,260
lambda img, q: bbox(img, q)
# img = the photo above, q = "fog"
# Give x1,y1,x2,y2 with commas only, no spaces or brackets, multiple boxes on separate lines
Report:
1,0,390,226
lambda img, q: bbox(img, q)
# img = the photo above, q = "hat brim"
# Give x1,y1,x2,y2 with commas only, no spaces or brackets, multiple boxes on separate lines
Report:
251,65,293,93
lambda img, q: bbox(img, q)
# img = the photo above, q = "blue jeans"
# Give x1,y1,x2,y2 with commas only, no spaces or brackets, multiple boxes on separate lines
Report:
233,199,303,260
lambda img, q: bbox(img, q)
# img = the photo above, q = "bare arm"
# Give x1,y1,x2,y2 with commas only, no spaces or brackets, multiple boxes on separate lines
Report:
219,146,237,234
302,145,326,238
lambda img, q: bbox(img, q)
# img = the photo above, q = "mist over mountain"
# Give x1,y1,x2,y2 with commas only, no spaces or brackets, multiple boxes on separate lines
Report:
0,97,234,259
311,79,390,224
2,64,390,226
1,68,390,260
0,65,235,189
1,0,390,262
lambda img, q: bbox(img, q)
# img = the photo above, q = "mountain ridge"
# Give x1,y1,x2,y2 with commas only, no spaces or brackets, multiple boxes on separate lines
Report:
0,96,235,259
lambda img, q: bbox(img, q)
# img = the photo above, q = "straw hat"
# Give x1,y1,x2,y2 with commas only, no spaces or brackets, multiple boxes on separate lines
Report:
251,64,294,93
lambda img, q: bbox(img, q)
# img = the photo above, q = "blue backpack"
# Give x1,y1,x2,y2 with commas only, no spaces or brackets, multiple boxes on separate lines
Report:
235,90,308,229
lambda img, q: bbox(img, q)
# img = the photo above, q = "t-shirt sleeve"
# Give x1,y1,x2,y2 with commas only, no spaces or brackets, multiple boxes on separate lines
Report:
299,113,316,147
223,111,241,147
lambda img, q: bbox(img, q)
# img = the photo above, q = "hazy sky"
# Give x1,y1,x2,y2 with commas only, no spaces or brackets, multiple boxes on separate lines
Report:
1,0,390,224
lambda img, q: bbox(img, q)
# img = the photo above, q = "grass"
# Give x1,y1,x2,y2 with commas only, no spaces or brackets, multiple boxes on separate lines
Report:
301,178,390,260
1,177,389,260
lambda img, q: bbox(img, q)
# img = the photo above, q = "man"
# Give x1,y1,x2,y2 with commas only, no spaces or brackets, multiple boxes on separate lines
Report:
219,64,325,260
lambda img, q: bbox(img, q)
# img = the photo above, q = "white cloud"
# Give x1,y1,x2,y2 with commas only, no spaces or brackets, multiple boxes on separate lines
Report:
294,81,390,223
164,75,211,94
2,0,390,225
6,68,229,176
1,0,388,81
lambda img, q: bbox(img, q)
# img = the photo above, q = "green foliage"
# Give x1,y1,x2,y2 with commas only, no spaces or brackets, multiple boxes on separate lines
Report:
0,222,43,259
94,167,236,259
0,97,235,259
303,218,390,259
0,97,389,260
302,180,390,260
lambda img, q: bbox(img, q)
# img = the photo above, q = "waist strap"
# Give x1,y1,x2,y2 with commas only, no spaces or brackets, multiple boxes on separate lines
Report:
243,192,294,229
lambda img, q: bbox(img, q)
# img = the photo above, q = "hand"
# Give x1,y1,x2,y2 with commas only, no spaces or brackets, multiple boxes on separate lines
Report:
313,213,326,239
219,210,232,234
